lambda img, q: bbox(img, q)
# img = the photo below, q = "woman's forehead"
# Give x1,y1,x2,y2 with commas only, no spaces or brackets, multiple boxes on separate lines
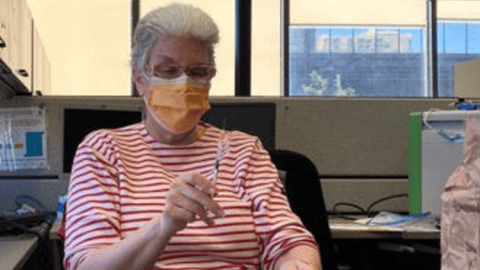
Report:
148,35,209,65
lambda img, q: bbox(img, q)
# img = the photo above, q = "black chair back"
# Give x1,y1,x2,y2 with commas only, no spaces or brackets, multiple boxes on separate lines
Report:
267,149,338,270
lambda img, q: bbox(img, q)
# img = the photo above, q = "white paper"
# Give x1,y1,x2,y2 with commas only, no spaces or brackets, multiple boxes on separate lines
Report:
0,106,48,171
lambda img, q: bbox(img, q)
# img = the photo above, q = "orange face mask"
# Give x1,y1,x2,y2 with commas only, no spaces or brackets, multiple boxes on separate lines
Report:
145,77,211,134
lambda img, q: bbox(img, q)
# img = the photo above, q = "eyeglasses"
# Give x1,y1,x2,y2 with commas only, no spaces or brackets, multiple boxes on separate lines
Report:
146,56,216,80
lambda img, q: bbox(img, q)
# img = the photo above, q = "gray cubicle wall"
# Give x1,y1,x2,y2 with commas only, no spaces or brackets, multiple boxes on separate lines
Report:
0,96,454,213
0,96,145,212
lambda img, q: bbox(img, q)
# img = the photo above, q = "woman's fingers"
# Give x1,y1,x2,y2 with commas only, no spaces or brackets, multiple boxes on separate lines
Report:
180,172,217,197
168,192,214,225
174,173,224,217
164,172,224,231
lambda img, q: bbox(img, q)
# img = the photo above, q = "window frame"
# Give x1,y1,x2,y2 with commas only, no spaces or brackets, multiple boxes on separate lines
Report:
132,0,478,98
285,0,442,98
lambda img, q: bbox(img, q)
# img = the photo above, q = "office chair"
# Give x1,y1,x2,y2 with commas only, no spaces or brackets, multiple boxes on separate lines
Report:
267,149,338,270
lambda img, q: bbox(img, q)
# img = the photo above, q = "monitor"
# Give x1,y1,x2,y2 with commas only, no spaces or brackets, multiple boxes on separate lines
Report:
202,103,276,150
63,108,143,173
62,101,276,173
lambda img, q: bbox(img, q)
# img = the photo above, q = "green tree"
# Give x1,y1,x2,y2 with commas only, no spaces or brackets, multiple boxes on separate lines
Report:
302,70,328,96
333,74,356,96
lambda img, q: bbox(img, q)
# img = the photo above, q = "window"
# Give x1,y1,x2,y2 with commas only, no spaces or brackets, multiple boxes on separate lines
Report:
288,0,427,97
28,0,236,96
437,21,480,97
290,26,425,97
28,0,480,98
251,0,282,96
437,0,480,97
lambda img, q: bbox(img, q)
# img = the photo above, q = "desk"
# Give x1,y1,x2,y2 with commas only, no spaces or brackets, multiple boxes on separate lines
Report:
328,216,440,270
329,216,440,240
50,219,61,240
0,234,38,270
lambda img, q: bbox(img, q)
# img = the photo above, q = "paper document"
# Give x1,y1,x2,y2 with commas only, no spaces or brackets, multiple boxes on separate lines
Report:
352,212,439,231
0,106,48,171
329,222,405,232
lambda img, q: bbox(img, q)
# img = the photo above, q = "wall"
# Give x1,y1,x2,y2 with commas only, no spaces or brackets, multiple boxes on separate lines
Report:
0,96,454,213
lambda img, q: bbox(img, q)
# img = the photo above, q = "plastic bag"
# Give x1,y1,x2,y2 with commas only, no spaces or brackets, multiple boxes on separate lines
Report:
441,116,480,270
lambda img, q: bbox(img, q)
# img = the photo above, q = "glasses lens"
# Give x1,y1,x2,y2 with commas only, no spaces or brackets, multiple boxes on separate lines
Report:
187,66,210,79
153,65,181,79
151,58,212,80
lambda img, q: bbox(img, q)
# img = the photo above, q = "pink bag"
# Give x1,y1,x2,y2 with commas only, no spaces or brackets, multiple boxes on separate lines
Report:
441,116,480,270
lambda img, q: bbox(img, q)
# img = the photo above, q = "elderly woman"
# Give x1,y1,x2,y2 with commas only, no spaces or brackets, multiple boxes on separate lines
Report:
64,3,320,270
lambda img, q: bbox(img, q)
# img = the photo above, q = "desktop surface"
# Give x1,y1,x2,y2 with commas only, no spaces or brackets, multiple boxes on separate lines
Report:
0,234,38,270
330,215,440,270
328,215,440,240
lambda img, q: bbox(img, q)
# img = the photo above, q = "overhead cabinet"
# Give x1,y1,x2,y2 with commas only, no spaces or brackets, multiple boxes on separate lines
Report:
0,0,50,98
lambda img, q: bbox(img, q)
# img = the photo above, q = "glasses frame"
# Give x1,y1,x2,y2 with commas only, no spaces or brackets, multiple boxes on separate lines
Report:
145,56,216,81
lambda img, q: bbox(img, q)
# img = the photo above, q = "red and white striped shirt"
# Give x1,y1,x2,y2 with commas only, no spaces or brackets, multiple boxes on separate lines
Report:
64,122,317,270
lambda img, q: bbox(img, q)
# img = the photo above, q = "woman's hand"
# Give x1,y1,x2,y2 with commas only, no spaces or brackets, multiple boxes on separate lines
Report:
161,172,224,235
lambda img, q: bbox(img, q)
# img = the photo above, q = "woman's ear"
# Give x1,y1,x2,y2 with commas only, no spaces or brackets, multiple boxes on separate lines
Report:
132,66,148,97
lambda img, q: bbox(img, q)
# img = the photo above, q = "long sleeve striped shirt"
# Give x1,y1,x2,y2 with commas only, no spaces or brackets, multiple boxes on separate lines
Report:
64,122,317,270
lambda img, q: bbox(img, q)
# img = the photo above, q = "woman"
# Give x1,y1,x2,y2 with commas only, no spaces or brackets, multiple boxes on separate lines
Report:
64,3,320,270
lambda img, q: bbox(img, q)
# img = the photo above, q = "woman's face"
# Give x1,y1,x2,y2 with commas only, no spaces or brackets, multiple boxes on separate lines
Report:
133,35,212,143
136,35,211,97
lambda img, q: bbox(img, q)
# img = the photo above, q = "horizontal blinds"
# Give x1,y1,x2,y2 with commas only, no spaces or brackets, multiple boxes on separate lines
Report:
438,0,480,21
290,0,427,26
26,0,131,95
252,0,281,96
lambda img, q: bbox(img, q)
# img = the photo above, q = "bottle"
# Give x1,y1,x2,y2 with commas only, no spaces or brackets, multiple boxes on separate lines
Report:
56,195,67,220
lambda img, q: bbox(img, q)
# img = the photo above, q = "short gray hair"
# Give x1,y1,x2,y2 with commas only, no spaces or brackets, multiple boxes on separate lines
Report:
131,3,219,68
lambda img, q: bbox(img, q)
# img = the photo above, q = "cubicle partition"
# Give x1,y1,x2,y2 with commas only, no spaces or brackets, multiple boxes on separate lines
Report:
0,96,144,212
0,96,454,214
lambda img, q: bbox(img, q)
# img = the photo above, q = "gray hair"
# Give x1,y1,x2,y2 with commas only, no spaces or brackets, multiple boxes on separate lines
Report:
131,3,219,69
